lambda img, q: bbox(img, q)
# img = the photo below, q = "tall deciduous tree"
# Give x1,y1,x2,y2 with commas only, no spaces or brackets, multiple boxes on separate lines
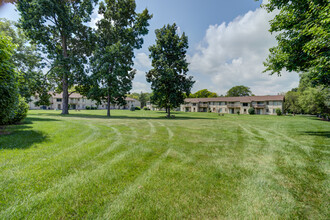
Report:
0,18,51,104
226,85,252,97
284,90,301,114
16,0,97,114
262,0,329,86
298,87,328,114
85,0,152,117
0,35,19,125
147,23,195,117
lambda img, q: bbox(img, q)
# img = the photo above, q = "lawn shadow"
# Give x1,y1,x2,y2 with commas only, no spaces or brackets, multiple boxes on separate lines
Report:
300,131,330,138
0,118,50,150
24,117,59,124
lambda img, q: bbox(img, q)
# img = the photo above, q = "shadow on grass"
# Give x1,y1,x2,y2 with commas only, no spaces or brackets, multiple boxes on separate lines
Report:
33,112,217,120
0,118,50,150
301,131,330,138
24,117,60,124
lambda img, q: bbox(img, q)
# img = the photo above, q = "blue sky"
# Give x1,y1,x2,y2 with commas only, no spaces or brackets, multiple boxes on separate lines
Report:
0,1,299,95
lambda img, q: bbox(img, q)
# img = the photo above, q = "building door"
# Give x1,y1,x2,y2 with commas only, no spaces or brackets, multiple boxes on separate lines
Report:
58,104,61,110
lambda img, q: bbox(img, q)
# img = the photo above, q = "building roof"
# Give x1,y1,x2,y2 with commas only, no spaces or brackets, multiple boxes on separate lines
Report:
184,95,284,103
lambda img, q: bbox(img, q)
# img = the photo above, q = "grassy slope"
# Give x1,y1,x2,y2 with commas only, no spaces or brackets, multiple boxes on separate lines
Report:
0,110,329,219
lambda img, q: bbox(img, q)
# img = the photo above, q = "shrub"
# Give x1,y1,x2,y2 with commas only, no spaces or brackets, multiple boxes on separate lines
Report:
143,106,149,110
135,106,141,110
276,108,282,116
236,111,240,115
11,96,29,123
248,107,255,115
0,35,19,125
130,106,135,111
85,106,90,110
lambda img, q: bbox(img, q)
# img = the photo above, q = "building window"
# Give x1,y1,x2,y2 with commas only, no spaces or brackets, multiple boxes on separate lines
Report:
193,103,196,106
57,98,62,102
243,103,248,107
219,108,222,113
266,109,269,113
273,109,276,113
78,99,80,102
244,109,247,112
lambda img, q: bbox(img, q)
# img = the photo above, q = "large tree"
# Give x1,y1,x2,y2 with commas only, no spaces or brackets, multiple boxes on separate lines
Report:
85,0,152,117
0,18,51,104
262,0,329,86
298,87,329,114
226,85,252,97
16,0,97,114
190,89,217,98
147,23,195,117
0,34,19,125
284,90,302,114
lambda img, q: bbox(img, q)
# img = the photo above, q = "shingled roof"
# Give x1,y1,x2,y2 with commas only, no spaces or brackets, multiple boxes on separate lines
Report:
184,95,284,103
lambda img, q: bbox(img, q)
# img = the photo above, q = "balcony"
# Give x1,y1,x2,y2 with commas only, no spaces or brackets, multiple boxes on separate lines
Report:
69,100,79,104
227,104,241,108
199,104,208,107
253,104,265,108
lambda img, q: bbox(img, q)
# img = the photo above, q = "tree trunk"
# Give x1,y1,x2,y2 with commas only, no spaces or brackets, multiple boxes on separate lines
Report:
107,88,111,117
61,34,69,115
167,106,170,118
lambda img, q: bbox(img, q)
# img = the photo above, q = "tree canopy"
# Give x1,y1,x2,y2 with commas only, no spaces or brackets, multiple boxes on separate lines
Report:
83,0,151,117
16,0,98,114
226,85,252,97
262,0,329,86
147,23,194,117
0,34,19,125
0,18,51,105
189,89,218,98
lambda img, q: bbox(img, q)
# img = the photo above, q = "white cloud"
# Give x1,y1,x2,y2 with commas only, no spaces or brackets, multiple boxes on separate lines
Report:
131,81,150,93
88,11,103,29
134,53,151,69
189,6,299,95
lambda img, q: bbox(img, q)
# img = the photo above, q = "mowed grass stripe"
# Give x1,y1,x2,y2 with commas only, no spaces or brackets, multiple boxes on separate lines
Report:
0,110,329,219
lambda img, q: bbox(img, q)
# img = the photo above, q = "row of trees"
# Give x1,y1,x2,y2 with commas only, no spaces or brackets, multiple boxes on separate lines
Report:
187,86,253,99
3,0,194,118
284,74,329,115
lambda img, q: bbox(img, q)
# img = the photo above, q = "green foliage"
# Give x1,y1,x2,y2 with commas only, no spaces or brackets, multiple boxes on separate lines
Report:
12,96,29,123
86,0,152,117
284,91,301,114
226,85,252,97
147,23,195,117
127,92,151,107
248,107,255,115
143,106,150,110
85,106,91,110
190,89,218,98
0,35,19,125
276,108,282,116
262,0,330,86
0,18,50,103
298,87,328,114
16,0,98,114
130,106,135,111
135,106,141,110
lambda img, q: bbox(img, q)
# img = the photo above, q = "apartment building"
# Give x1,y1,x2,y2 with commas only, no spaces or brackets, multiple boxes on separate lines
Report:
28,93,140,110
180,95,284,115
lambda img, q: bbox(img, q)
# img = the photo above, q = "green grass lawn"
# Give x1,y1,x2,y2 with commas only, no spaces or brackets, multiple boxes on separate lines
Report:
0,110,329,219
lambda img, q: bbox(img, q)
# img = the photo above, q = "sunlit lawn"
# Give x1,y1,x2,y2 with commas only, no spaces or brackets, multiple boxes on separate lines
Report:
0,110,329,219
